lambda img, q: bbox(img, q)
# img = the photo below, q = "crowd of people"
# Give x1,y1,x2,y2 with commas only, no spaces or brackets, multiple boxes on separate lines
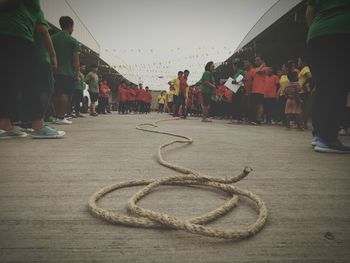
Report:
117,84,152,114
163,57,316,129
0,0,349,154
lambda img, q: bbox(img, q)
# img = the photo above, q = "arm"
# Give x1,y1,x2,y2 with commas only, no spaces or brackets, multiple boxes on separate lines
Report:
306,5,316,28
72,51,80,82
36,23,57,70
204,80,216,89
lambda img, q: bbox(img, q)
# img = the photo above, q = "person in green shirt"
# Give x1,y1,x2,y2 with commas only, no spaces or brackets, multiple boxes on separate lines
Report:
72,64,86,118
85,64,99,116
306,0,350,153
51,16,81,125
200,61,216,122
0,0,64,139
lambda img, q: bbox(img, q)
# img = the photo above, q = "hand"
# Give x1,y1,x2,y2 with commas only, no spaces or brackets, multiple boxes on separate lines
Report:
50,56,57,71
74,74,80,83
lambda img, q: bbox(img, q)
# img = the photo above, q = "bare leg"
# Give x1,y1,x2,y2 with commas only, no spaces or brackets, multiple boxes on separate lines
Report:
0,118,12,131
53,94,68,118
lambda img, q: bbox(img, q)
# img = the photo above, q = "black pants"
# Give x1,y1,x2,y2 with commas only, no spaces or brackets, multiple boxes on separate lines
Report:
173,95,179,116
175,92,186,117
158,103,164,113
0,35,42,121
232,93,243,120
307,33,350,142
264,98,277,123
98,97,108,113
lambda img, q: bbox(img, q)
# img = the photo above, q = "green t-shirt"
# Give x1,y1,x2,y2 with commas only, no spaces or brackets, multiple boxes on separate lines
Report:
52,31,81,77
85,72,99,93
200,71,215,94
75,72,85,91
0,0,42,42
34,10,50,65
307,0,350,42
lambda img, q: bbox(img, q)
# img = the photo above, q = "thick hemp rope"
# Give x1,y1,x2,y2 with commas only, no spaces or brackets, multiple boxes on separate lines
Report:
88,118,268,240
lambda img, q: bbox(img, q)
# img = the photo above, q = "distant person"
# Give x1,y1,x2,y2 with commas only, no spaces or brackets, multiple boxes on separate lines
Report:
168,71,183,117
145,87,152,113
85,64,99,116
158,91,166,113
251,55,268,125
243,59,255,122
72,63,86,117
297,56,312,129
177,69,190,118
118,83,127,114
0,1,64,139
263,67,279,124
52,16,81,125
284,70,303,130
166,86,175,114
276,64,289,125
98,80,110,114
200,61,216,122
306,0,350,153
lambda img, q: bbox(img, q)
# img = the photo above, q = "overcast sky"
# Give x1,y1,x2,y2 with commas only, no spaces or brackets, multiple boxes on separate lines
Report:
68,0,278,89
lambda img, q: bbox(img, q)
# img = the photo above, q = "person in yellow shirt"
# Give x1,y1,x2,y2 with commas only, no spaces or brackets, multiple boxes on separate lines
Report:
298,56,313,129
168,71,183,117
166,86,175,114
277,64,289,125
157,91,166,113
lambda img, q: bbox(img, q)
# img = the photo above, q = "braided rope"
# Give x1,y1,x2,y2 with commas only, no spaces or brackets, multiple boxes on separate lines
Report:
88,118,268,240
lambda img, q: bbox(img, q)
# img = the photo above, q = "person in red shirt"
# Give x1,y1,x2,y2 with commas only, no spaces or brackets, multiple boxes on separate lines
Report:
125,85,136,114
223,87,233,119
98,80,110,114
144,86,152,113
251,55,269,125
175,69,189,118
118,83,127,114
136,83,145,113
263,68,280,124
243,59,256,121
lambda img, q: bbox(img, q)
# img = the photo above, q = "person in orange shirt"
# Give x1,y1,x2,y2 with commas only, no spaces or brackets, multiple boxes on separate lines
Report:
98,80,111,114
251,55,269,125
263,68,280,124
118,83,127,114
243,59,255,121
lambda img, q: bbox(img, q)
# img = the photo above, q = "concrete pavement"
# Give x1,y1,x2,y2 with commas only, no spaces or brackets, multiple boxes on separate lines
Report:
0,113,349,262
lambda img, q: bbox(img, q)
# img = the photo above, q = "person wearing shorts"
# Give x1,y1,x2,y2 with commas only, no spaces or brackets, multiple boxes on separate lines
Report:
200,62,216,122
0,0,64,139
51,16,81,124
85,64,99,116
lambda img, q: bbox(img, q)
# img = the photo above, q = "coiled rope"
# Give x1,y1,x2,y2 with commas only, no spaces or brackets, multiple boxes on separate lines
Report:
88,118,268,240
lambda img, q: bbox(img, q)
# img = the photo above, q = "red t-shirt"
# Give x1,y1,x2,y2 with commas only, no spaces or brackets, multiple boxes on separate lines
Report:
179,77,188,94
224,87,233,103
118,86,127,102
264,75,279,98
252,66,269,95
99,84,110,98
145,91,152,103
136,88,144,101
126,88,136,101
245,68,256,95
216,85,226,97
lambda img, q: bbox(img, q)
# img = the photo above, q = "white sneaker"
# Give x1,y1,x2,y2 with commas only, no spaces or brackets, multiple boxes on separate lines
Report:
53,118,72,125
339,129,350,136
